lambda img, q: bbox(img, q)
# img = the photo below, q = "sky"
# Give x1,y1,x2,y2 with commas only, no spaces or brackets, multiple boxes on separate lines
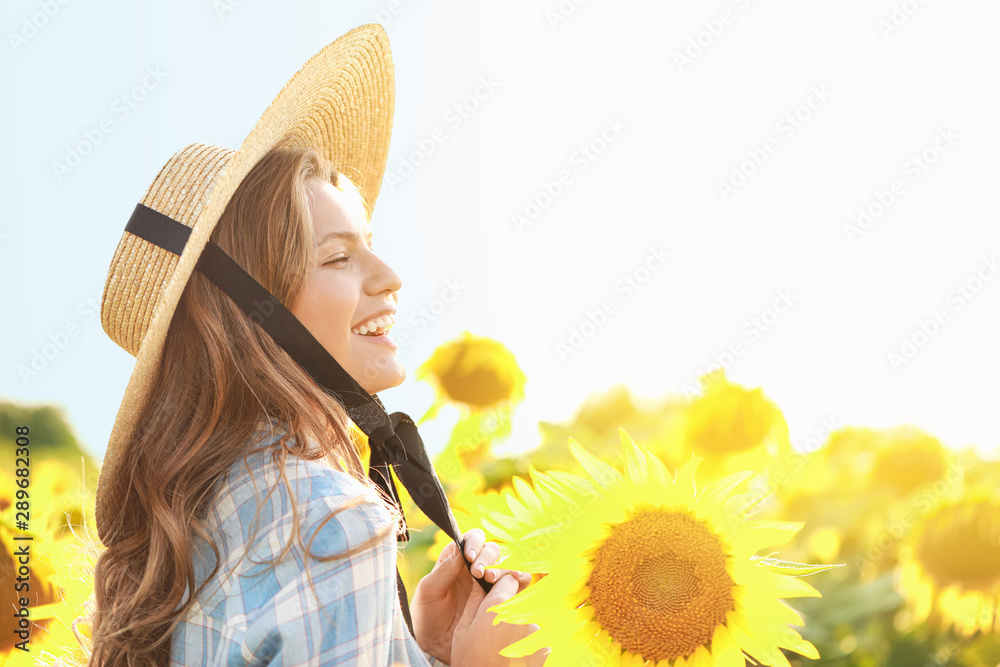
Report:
2,0,999,464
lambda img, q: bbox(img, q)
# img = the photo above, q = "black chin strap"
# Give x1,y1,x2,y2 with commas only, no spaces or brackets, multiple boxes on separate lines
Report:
124,203,491,636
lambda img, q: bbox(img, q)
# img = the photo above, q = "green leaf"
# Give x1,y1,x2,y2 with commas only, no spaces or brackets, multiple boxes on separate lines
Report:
417,398,444,425
749,554,845,576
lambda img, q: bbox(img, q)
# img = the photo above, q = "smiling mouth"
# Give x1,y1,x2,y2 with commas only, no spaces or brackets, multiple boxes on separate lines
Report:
351,314,395,337
352,326,397,348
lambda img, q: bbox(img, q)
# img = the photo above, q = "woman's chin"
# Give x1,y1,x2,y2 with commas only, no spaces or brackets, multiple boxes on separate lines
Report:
359,366,406,395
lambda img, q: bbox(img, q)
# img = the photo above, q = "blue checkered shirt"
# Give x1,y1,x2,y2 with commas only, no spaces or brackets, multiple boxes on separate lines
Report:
170,421,449,666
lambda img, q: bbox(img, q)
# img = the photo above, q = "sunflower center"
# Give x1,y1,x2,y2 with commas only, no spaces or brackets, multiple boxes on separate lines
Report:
916,499,1000,590
686,386,776,455
438,344,517,408
631,552,700,613
586,507,736,662
871,431,946,496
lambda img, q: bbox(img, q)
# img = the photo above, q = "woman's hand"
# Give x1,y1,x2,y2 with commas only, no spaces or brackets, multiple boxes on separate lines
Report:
451,570,548,666
411,529,543,665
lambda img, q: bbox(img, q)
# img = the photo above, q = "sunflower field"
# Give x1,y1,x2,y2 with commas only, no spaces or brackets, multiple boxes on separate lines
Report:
5,331,1000,666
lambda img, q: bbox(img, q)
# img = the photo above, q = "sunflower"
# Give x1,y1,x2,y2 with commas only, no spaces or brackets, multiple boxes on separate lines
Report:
484,429,837,666
801,425,952,500
659,370,791,482
957,633,1000,667
897,487,1000,637
416,331,526,418
532,385,685,477
773,425,961,577
869,427,949,497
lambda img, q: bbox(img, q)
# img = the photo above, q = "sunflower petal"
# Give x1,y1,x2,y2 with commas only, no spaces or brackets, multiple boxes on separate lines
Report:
546,470,601,498
619,428,648,484
780,633,820,660
766,571,823,598
498,624,552,657
704,470,755,505
479,517,515,542
754,646,792,667
569,437,623,487
513,476,543,514
673,456,702,496
645,450,671,486
687,644,714,667
710,624,744,667
505,493,535,524
727,488,772,517
741,521,804,551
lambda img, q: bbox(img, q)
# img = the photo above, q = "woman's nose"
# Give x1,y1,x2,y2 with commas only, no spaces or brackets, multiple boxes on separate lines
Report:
367,252,402,295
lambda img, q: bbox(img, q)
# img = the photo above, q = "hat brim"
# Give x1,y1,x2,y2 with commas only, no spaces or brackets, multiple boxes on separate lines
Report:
96,23,395,542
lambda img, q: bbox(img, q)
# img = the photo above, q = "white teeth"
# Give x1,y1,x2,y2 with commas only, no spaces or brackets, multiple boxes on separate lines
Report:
352,313,395,336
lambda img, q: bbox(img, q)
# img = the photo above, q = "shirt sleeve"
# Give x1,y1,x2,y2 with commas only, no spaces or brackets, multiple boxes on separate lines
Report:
420,649,451,667
235,482,440,666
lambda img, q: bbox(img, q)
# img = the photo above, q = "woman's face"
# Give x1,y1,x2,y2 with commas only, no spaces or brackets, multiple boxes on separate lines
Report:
290,177,405,395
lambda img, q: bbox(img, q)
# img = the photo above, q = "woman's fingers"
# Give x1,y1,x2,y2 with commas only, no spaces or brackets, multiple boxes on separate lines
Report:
452,573,545,666
461,530,534,588
462,528,485,563
431,541,463,578
413,541,467,607
469,540,500,578
455,564,489,635
434,540,458,566
479,572,520,617
483,567,532,589
479,576,541,649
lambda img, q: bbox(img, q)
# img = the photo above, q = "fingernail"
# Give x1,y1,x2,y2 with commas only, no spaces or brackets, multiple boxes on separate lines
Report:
468,549,477,561
475,563,484,577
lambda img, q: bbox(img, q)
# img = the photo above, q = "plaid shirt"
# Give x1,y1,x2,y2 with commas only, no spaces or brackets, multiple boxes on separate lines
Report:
170,421,449,666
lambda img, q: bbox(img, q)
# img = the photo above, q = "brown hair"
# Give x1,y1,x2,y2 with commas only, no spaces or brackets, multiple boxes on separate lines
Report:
88,145,397,666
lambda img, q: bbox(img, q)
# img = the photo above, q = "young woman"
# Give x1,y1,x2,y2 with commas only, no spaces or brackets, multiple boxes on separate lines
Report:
88,25,544,667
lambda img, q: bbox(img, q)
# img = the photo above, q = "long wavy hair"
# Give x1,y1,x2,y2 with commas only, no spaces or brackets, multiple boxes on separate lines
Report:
88,145,398,666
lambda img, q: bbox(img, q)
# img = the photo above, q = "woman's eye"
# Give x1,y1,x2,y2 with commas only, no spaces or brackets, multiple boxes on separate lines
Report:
324,255,349,266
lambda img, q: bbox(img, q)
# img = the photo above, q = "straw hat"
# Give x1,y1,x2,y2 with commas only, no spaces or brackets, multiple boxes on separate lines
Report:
96,23,395,545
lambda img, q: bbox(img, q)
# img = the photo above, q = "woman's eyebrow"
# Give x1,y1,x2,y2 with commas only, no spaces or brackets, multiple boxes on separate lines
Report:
317,230,373,247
